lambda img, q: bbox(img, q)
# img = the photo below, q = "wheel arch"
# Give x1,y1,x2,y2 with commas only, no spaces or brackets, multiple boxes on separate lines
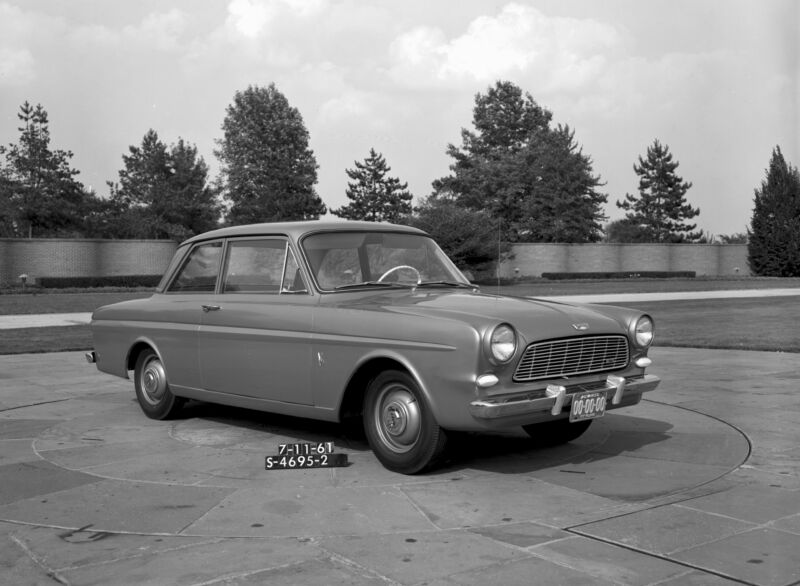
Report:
126,337,163,373
338,354,432,423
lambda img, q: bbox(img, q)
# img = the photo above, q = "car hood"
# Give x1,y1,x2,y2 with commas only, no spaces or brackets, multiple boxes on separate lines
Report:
376,290,631,341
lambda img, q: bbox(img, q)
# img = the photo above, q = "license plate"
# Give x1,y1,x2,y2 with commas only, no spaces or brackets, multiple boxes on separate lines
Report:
570,390,606,422
265,452,348,470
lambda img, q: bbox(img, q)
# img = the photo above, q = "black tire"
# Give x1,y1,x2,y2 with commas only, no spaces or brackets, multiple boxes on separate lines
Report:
363,370,446,474
133,348,184,420
522,418,593,446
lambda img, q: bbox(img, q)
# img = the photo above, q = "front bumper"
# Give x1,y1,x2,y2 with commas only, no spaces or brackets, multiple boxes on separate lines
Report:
469,373,660,421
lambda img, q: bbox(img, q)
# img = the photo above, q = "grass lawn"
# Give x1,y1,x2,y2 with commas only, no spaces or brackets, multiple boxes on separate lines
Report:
622,296,800,353
1,278,798,354
0,290,153,314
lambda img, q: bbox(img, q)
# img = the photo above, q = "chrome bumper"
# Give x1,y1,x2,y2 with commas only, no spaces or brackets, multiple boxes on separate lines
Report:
469,374,660,420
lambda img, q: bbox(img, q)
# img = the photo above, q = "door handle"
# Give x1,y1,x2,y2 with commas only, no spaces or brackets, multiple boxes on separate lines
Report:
201,304,221,312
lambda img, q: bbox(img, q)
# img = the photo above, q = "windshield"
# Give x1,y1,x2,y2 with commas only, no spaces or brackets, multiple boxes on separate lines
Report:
302,231,470,291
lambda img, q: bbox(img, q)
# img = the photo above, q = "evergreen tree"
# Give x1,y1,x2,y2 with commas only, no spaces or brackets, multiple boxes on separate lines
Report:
333,148,412,223
747,147,800,276
0,101,86,237
408,196,506,273
617,139,700,242
215,84,326,225
107,129,220,240
433,81,607,242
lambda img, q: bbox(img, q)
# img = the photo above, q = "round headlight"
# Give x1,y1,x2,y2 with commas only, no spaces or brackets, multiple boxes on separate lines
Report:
634,316,654,347
490,324,517,363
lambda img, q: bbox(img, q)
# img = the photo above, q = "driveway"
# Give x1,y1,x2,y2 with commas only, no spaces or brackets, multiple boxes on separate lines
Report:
1,347,798,585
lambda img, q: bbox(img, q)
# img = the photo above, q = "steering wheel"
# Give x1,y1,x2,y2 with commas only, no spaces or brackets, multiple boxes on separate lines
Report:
377,265,421,284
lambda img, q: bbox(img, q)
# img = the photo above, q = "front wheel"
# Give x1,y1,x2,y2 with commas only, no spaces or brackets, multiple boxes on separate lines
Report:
363,370,446,474
522,419,592,446
133,348,184,420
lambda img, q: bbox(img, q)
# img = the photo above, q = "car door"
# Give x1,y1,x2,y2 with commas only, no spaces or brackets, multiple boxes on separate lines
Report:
158,240,224,392
198,237,316,404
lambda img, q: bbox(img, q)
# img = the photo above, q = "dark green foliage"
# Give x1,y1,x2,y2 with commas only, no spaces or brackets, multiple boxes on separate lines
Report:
37,275,162,289
604,218,654,243
333,148,412,223
748,147,800,276
407,197,507,273
432,81,607,243
542,271,696,280
0,102,89,237
216,84,326,225
617,139,701,242
717,232,748,244
105,130,221,241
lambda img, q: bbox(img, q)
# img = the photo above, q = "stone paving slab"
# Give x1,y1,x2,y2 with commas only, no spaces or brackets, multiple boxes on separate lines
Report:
0,348,799,585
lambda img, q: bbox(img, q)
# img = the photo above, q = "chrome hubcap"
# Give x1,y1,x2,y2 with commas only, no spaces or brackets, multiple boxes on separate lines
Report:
375,385,421,453
140,357,167,406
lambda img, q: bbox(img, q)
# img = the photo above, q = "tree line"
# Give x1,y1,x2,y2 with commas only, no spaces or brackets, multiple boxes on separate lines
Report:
1,81,797,276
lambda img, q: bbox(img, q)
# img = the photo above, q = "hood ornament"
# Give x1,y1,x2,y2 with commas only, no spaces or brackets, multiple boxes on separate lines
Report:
572,323,590,331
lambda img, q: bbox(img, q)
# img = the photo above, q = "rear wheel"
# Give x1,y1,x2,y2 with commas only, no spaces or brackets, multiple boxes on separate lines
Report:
133,349,184,420
522,419,592,446
363,370,446,474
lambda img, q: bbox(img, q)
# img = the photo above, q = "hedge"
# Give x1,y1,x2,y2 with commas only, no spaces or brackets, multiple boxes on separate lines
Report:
541,271,696,280
37,275,162,289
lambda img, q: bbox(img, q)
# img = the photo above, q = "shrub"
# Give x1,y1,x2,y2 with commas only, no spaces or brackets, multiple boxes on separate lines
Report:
37,275,162,289
541,271,695,280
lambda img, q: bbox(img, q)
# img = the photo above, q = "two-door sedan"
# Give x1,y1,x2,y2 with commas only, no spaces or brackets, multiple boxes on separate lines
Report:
87,220,660,474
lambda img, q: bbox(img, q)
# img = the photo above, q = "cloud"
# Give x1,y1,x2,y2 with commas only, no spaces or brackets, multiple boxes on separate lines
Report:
122,9,187,51
0,47,35,86
225,0,327,39
0,2,63,85
388,3,619,91
67,9,188,51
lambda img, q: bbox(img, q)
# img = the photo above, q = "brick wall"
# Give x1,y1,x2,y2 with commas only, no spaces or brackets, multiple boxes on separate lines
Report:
0,239,177,285
1,239,750,286
499,243,750,278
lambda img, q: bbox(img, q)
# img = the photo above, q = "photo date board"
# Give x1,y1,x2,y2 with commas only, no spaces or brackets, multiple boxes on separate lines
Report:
265,442,348,470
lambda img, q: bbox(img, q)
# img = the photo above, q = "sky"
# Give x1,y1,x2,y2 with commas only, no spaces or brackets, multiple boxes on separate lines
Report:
1,0,796,237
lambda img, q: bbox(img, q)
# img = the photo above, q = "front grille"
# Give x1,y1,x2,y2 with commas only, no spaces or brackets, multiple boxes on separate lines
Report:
513,335,629,382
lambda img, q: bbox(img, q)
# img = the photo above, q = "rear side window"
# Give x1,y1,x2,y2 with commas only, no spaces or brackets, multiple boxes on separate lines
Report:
167,242,222,293
222,239,286,293
222,239,308,294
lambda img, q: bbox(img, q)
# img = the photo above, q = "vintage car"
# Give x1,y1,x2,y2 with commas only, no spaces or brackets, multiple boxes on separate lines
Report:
87,220,660,474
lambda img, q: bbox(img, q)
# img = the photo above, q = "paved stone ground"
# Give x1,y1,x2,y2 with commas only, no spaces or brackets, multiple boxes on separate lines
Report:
0,348,799,585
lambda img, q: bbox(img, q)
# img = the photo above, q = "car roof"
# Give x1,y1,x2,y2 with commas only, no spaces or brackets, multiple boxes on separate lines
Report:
182,220,428,246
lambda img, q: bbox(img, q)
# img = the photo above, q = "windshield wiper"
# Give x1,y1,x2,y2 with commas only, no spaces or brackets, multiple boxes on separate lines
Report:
416,281,477,289
334,281,415,291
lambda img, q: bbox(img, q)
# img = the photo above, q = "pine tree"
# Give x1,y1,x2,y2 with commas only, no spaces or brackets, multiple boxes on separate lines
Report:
747,147,800,276
617,139,700,242
0,102,86,237
215,84,326,225
107,129,220,240
433,81,606,243
333,149,412,223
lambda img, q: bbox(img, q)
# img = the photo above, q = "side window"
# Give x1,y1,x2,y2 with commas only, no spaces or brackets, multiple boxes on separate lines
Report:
167,242,222,293
281,247,308,293
222,239,287,293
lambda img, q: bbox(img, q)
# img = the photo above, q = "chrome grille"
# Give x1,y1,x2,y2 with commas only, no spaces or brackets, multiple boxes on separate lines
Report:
513,335,629,382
